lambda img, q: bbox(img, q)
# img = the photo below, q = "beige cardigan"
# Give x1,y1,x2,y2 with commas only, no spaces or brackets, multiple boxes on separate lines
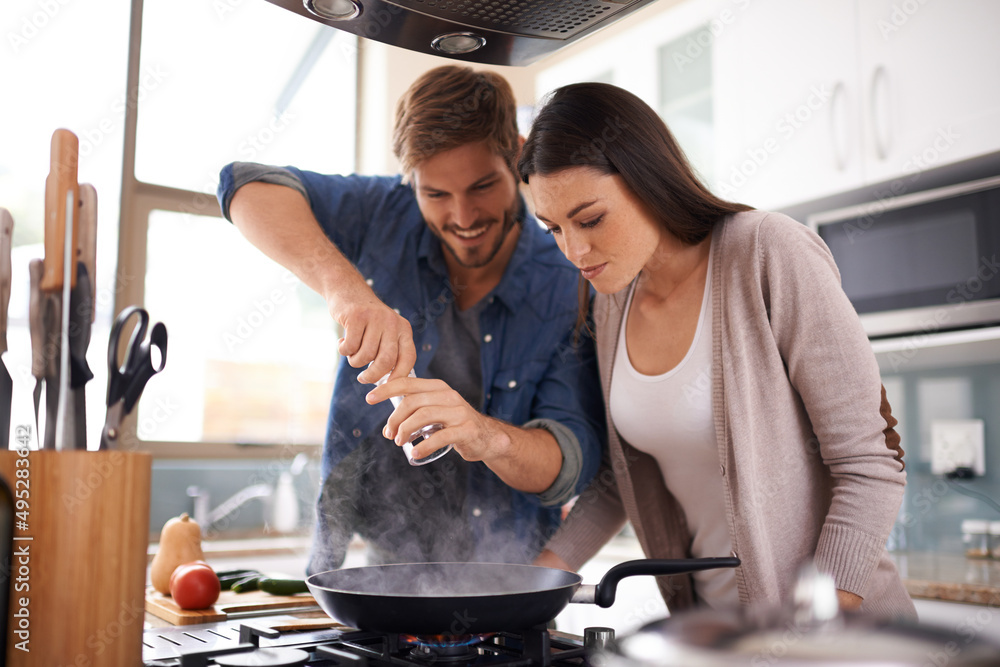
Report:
546,210,916,619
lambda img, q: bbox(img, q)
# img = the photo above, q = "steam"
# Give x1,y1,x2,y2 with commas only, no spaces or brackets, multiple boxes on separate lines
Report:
307,428,554,583
311,562,578,597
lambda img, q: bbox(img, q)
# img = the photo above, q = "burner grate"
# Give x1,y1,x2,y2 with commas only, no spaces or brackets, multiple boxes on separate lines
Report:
144,622,597,666
142,618,347,665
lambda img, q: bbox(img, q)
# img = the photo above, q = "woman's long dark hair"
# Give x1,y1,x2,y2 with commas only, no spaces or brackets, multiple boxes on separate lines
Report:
518,82,752,329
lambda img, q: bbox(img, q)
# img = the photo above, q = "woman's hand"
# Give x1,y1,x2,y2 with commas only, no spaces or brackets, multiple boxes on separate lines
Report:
836,589,863,612
534,549,573,571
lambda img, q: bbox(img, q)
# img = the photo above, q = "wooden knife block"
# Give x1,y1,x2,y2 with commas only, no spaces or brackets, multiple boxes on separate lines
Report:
0,450,151,667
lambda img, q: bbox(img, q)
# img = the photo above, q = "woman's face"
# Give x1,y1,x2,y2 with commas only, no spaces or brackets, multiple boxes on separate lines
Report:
530,167,664,294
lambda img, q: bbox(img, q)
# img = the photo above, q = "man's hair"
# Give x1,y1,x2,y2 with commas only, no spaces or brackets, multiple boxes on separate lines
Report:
392,65,520,177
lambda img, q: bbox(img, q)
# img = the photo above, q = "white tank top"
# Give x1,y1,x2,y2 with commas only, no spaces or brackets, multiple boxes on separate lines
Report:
609,255,738,609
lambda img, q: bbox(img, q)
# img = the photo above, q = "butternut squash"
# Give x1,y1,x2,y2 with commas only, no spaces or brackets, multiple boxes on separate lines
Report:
150,513,204,594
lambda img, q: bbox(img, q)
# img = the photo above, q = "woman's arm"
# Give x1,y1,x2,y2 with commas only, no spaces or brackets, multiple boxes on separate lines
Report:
760,214,906,600
538,459,628,571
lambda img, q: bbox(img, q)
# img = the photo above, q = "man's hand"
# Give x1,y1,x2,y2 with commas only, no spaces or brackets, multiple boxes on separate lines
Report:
229,182,417,384
366,376,499,461
366,376,563,493
334,287,416,385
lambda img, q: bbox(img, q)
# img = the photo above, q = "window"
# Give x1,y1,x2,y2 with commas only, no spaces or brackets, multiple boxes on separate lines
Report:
134,0,357,193
128,0,358,450
658,26,715,185
142,211,335,445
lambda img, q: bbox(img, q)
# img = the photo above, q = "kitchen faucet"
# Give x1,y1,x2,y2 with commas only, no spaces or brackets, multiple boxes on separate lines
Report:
186,483,272,535
185,453,310,535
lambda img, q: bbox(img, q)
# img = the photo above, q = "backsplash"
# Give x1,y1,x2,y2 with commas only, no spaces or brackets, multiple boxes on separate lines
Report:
149,459,320,540
883,360,1000,553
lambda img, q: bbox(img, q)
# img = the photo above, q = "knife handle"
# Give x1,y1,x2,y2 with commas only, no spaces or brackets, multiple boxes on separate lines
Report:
0,208,13,355
28,259,46,378
41,128,79,292
78,184,98,322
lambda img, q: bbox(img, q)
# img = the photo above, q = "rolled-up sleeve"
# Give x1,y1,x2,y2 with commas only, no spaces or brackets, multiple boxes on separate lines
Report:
522,418,582,507
216,162,309,222
524,324,605,505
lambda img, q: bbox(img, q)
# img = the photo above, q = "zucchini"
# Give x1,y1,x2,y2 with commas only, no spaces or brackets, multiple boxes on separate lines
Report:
218,570,263,591
216,568,260,579
258,577,309,595
230,575,261,593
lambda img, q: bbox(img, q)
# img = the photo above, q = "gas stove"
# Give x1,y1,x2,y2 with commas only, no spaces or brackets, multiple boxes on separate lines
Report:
143,618,613,667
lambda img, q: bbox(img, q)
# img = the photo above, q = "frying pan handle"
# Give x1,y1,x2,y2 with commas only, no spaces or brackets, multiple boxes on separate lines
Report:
587,557,741,608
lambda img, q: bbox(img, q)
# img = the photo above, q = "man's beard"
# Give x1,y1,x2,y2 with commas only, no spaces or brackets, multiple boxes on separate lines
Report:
438,202,521,269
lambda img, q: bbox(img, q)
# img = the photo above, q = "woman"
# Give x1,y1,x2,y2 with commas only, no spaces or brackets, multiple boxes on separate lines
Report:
518,82,915,618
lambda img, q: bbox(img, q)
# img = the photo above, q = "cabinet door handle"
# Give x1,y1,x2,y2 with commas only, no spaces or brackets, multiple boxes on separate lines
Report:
870,65,891,161
830,80,849,172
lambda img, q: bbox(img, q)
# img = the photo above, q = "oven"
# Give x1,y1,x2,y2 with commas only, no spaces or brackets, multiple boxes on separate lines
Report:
807,174,1000,339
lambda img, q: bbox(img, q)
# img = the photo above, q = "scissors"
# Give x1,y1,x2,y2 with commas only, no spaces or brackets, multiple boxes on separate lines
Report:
99,306,168,450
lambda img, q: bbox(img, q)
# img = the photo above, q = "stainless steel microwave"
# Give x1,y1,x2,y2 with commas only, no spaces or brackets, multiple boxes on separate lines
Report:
807,175,1000,339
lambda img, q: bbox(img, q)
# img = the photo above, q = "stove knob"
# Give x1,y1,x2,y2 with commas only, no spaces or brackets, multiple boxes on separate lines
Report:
584,626,615,652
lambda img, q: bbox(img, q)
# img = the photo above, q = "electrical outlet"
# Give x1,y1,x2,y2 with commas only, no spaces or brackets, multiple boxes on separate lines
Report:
930,419,985,476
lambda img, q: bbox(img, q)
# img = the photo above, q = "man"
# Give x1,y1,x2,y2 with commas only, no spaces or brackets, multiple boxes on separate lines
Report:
217,65,603,573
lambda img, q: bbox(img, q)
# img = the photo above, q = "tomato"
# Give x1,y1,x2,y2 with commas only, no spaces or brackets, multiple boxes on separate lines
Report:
169,561,221,609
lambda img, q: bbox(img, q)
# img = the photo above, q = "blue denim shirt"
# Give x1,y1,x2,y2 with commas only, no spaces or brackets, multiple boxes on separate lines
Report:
218,164,605,562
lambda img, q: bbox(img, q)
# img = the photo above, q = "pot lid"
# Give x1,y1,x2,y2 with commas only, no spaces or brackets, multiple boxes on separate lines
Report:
611,564,1000,667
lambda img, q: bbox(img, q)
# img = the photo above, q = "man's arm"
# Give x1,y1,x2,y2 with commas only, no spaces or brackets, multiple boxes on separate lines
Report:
228,181,416,384
366,376,563,493
470,417,564,494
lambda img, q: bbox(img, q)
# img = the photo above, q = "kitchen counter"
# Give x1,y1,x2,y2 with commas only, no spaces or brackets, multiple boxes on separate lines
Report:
892,551,1000,606
143,537,361,629
142,545,1000,631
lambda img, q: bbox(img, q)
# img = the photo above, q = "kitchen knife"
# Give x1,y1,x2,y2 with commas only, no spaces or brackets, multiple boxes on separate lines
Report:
28,259,61,449
67,184,97,449
0,208,14,449
41,128,79,293
28,258,44,443
42,129,79,450
68,264,94,449
77,184,97,320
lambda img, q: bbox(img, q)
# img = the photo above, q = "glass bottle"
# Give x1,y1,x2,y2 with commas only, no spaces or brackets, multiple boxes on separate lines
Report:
988,521,1000,559
375,367,453,466
962,519,990,559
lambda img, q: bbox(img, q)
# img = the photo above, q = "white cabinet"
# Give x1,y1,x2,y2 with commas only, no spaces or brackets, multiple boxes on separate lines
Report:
712,0,862,208
857,0,1000,186
533,0,1000,212
714,0,1000,210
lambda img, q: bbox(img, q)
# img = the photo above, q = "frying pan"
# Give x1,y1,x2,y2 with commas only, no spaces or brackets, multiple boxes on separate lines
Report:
306,557,740,634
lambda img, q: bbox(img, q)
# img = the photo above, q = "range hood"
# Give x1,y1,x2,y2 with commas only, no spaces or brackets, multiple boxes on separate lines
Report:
266,0,660,66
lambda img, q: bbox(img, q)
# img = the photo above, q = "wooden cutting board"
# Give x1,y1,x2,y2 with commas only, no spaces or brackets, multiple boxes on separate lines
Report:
145,587,321,625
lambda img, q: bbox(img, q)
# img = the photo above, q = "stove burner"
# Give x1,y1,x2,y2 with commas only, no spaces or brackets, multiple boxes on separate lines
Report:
145,620,598,666
400,634,494,662
407,643,477,662
213,647,310,667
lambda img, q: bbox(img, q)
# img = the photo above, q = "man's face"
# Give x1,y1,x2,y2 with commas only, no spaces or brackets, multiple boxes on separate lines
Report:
411,141,520,272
